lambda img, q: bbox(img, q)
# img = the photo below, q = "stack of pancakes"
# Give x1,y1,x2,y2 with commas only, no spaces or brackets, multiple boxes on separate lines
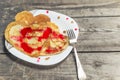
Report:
4,11,69,57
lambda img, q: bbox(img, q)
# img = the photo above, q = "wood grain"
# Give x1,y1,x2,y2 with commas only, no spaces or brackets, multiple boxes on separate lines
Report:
80,52,120,80
1,0,120,80
0,52,120,80
0,53,77,80
75,17,120,51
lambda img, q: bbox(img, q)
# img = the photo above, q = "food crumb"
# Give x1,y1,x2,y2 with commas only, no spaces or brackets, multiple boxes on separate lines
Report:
45,57,50,60
57,16,60,19
63,30,66,34
71,21,74,23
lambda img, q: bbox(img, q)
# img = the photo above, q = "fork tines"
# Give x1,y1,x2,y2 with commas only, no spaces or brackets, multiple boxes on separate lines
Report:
66,29,76,39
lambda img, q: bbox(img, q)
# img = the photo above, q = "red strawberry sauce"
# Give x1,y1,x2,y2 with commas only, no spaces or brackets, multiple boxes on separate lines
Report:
12,27,65,54
38,27,52,41
21,42,34,53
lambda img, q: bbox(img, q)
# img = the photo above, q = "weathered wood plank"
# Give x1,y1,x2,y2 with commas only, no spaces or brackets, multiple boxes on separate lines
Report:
80,53,120,80
61,0,119,5
75,17,120,32
55,8,120,18
75,17,120,51
24,1,120,9
1,0,120,11
1,1,120,80
6,5,120,18
0,53,77,80
77,32,120,52
2,2,120,18
1,52,120,80
7,0,120,7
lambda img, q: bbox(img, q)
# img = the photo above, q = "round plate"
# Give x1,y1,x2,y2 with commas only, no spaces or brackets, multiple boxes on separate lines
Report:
5,9,79,66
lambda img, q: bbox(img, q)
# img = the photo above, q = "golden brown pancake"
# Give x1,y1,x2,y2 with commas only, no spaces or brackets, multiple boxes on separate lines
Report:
34,14,50,24
15,11,34,25
5,11,69,57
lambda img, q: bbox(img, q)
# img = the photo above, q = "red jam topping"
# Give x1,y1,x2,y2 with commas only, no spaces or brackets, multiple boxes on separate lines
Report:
58,34,64,40
38,27,52,41
20,27,32,38
51,31,65,40
43,27,52,38
20,42,42,54
11,36,23,42
19,27,44,53
14,26,65,54
36,47,42,51
46,47,58,53
21,42,34,53
52,31,58,37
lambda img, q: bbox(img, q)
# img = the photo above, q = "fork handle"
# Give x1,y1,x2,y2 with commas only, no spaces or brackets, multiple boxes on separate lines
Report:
73,47,87,80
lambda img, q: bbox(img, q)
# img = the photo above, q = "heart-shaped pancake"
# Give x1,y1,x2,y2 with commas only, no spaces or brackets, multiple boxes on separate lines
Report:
4,11,69,57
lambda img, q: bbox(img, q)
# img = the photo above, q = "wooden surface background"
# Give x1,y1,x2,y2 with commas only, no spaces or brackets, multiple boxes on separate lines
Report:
1,0,120,80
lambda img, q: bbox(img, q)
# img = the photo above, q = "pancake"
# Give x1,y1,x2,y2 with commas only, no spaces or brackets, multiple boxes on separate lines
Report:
4,11,69,57
15,11,34,25
34,14,50,23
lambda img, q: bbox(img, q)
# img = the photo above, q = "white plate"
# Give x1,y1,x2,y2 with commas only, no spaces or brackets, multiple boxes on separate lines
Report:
5,9,79,66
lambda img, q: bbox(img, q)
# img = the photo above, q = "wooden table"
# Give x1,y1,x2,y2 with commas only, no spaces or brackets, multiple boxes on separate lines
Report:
1,0,120,80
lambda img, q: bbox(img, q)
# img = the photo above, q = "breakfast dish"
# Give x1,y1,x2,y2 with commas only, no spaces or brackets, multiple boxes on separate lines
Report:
5,11,69,57
5,9,79,66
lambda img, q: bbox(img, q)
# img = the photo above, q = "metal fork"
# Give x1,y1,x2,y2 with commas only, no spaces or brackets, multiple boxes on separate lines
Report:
66,29,87,80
